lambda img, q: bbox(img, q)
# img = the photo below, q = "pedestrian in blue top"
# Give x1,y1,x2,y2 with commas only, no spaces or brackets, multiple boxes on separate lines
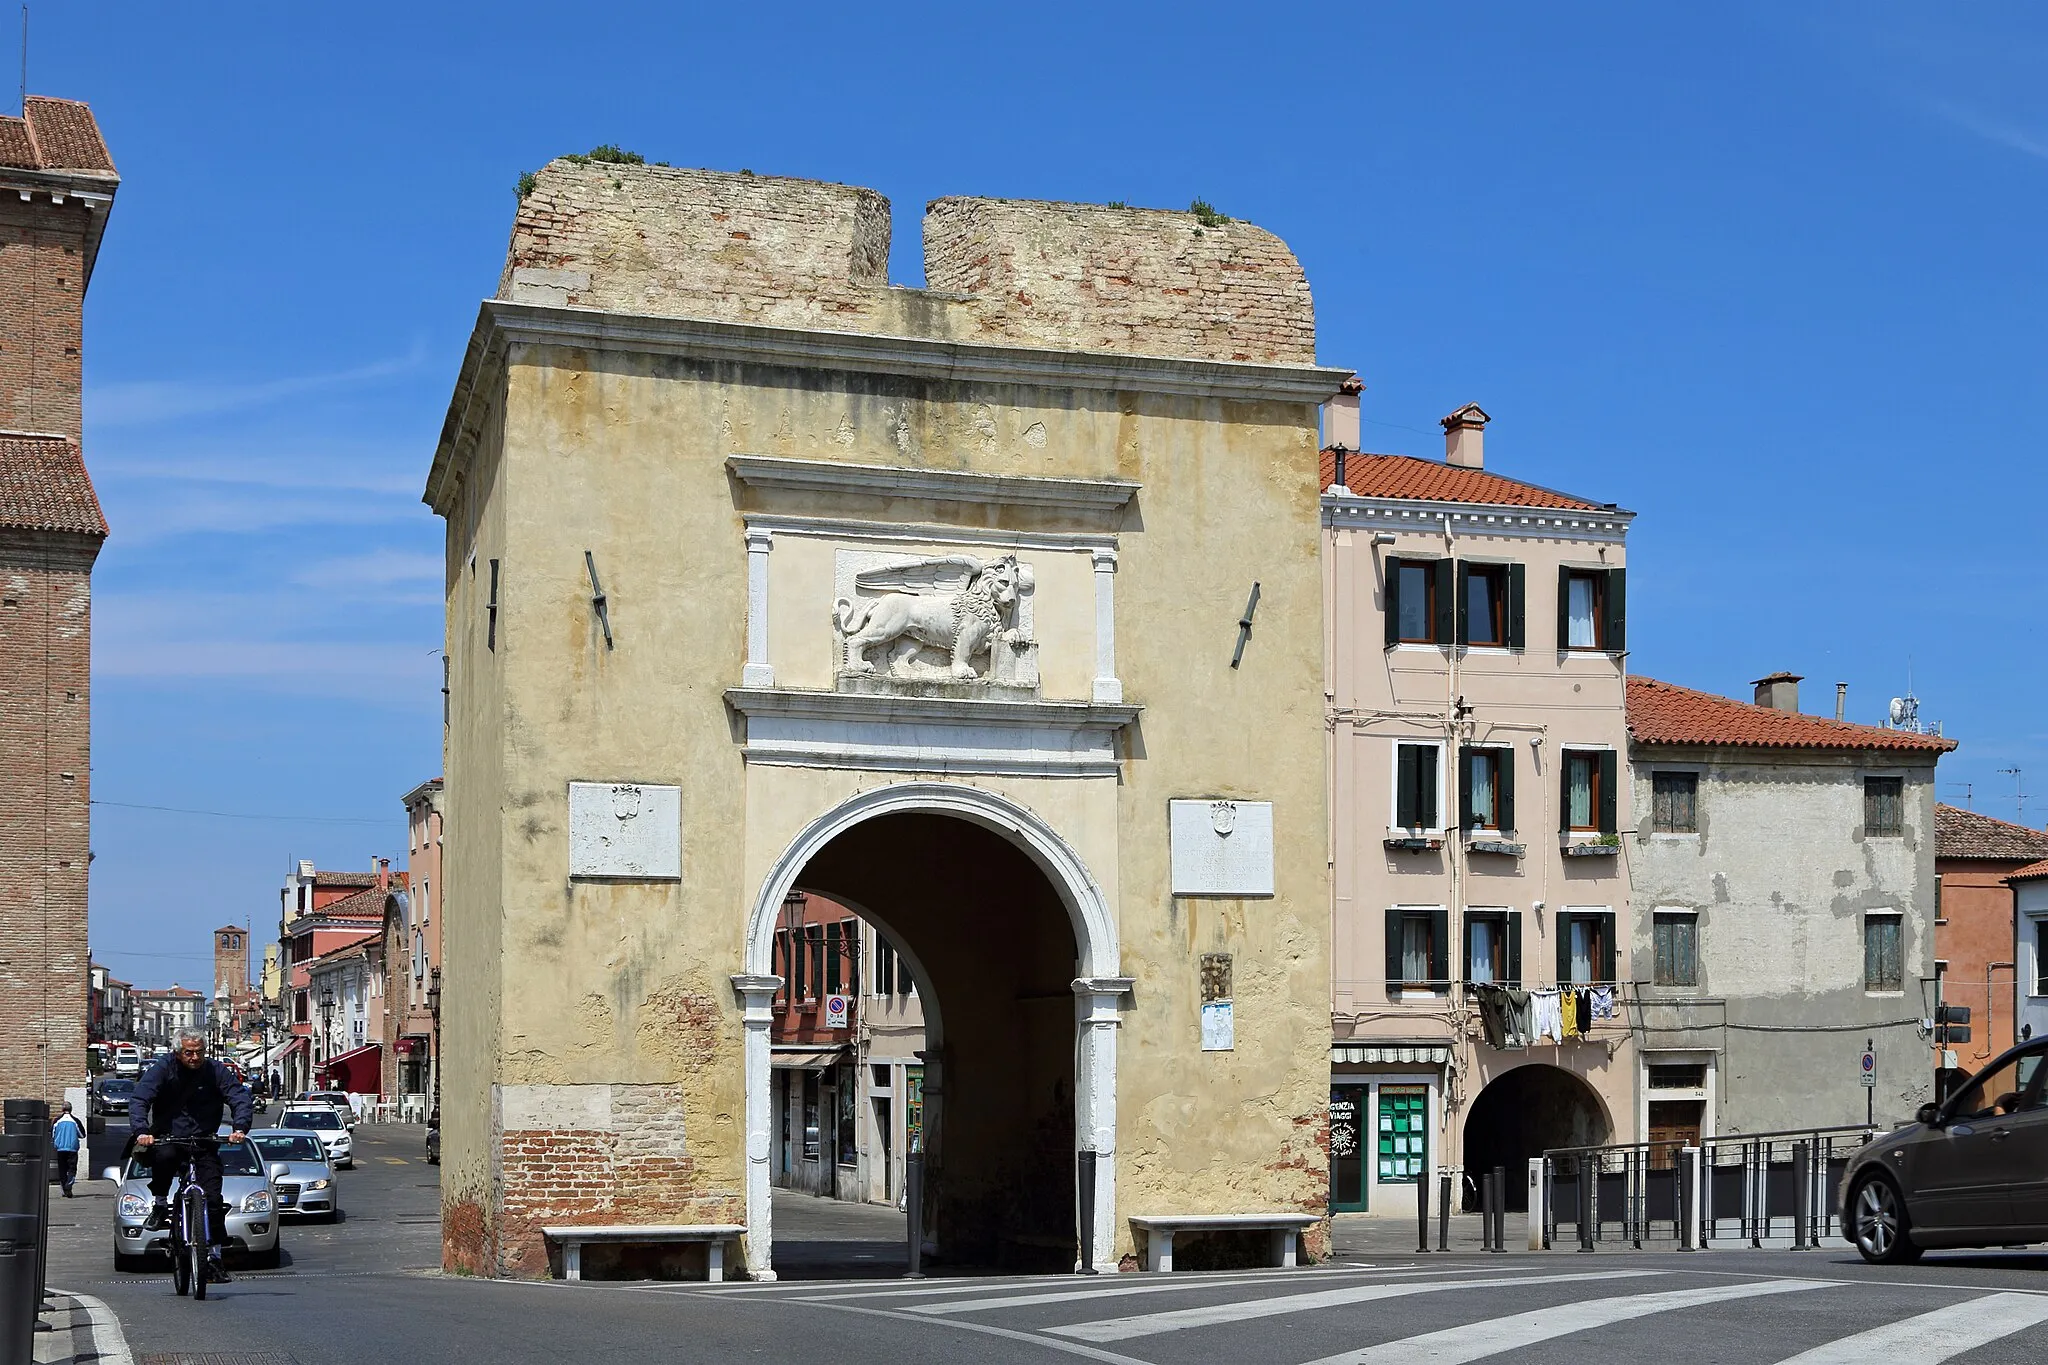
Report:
50,1102,84,1196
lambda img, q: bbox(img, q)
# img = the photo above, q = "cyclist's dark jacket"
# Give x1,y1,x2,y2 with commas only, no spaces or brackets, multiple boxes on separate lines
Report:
128,1055,253,1139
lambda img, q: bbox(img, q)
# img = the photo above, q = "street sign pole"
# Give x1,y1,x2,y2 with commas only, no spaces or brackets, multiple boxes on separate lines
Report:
1862,1038,1875,1128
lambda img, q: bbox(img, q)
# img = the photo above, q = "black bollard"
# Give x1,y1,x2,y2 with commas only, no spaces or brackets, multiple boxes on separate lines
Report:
1489,1168,1505,1252
1417,1167,1431,1253
3,1101,48,1309
1077,1149,1098,1274
1678,1148,1697,1251
1791,1141,1811,1251
1577,1158,1596,1252
1436,1168,1451,1252
903,1152,926,1280
0,1214,38,1364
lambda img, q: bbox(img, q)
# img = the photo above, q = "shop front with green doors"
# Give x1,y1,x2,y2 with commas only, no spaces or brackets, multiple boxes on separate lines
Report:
1330,1085,1368,1211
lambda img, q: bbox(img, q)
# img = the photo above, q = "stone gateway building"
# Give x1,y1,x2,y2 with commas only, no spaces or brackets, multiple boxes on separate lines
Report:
426,160,1347,1278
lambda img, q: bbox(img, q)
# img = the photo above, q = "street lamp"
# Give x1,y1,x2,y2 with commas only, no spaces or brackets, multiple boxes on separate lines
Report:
426,967,442,1113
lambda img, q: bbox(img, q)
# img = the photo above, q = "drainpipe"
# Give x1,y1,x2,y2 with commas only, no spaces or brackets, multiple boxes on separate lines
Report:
1984,963,2015,1060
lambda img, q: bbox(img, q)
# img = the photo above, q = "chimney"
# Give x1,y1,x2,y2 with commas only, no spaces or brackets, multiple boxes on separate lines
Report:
1324,375,1362,489
376,857,390,893
1441,403,1490,469
1752,671,1803,712
1835,682,1847,723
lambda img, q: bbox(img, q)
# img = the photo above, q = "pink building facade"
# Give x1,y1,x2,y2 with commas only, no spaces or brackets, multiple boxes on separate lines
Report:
1322,392,1636,1215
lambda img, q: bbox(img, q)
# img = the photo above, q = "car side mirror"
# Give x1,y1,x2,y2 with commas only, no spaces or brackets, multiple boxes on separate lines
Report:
1916,1103,1940,1125
100,1167,121,1181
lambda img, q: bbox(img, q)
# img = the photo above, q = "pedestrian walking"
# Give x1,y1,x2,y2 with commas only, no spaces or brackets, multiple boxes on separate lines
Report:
50,1102,85,1197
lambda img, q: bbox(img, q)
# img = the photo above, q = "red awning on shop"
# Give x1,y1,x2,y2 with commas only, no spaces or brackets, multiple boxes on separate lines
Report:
317,1042,381,1096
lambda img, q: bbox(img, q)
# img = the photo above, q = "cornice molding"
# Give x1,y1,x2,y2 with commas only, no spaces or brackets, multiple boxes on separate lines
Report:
725,686,1140,779
743,512,1116,555
427,299,1348,514
1321,492,1633,544
728,453,1138,514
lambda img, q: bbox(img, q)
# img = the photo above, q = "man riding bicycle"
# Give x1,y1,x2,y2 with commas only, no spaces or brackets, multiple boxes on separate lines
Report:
129,1028,253,1283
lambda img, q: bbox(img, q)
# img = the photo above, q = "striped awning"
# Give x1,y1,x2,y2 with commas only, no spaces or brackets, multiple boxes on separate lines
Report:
1331,1044,1450,1066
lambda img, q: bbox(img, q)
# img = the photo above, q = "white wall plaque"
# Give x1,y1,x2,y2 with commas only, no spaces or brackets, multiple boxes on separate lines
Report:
1169,799,1275,897
1201,1000,1235,1051
568,782,682,879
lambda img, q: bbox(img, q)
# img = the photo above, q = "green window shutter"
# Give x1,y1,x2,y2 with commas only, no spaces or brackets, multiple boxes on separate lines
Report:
1507,913,1523,987
1556,916,1571,985
1559,753,1573,834
1425,740,1441,826
1600,912,1617,985
1604,567,1626,652
1457,747,1475,830
1506,563,1526,650
1384,558,1403,649
1557,565,1573,650
1599,751,1619,834
1433,559,1455,644
1498,748,1516,833
1396,745,1418,827
1428,909,1449,989
1455,562,1471,646
1385,908,1404,997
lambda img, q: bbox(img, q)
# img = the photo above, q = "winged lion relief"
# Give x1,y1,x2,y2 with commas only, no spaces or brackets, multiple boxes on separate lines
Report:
832,553,1036,686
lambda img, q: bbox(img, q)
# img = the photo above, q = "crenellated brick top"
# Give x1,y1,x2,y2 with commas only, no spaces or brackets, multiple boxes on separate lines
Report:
497,162,1315,365
922,196,1314,364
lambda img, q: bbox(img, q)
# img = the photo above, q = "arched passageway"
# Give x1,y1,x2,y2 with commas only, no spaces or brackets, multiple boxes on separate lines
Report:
741,783,1120,1279
1462,1065,1610,1211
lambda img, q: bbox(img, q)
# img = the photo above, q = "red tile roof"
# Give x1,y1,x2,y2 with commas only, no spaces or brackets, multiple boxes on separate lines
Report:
1935,805,2048,862
1320,448,1615,512
1626,676,1958,753
0,435,105,536
314,871,379,889
2010,858,2048,883
0,97,115,174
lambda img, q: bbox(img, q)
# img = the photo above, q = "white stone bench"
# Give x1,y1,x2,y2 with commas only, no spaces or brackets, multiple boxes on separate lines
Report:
541,1223,747,1282
1129,1213,1319,1272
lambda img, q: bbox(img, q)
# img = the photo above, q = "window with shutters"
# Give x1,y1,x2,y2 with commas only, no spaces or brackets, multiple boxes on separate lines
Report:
1651,771,1698,834
1558,566,1625,652
1466,910,1520,986
1653,912,1698,987
1385,906,1449,996
1561,749,1617,834
2035,920,2048,997
1384,557,1454,646
1557,909,1617,985
1457,563,1524,648
1460,746,1513,832
1394,743,1442,831
1864,914,1903,992
1864,776,1904,838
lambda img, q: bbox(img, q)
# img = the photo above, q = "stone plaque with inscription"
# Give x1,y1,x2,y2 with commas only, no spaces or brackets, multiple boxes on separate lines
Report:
568,782,682,880
1169,799,1274,897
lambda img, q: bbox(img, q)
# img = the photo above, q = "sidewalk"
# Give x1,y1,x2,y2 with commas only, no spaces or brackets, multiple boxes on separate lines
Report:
33,1288,132,1365
1333,1209,1536,1257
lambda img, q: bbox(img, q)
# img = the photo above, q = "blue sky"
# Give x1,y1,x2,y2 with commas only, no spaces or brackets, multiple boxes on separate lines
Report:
42,2,2046,986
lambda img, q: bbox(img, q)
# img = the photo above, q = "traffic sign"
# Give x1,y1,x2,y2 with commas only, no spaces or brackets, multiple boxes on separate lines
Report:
1860,1049,1876,1088
824,993,850,1029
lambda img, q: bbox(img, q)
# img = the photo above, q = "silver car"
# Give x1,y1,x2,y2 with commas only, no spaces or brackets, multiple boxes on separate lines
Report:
276,1105,354,1168
110,1138,281,1271
247,1129,340,1221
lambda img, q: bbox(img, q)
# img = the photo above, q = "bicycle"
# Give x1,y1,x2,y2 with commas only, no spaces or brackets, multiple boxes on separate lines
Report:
146,1137,222,1300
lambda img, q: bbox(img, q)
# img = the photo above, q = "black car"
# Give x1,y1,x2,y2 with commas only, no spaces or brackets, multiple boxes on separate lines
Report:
425,1111,439,1165
1840,1036,2048,1262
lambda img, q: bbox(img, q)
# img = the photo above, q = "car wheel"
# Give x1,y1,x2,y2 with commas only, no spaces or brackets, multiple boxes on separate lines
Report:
1851,1175,1923,1264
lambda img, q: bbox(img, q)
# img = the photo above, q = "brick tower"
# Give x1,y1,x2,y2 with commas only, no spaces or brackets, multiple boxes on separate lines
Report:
214,926,249,1015
0,96,117,1111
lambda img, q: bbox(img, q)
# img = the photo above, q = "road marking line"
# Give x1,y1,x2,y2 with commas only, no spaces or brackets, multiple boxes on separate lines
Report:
383,1158,409,1164
1050,1270,1664,1342
915,1265,1532,1317
694,1263,1412,1301
1301,1277,1832,1364
50,1287,134,1365
803,1298,1153,1365
1771,1291,2048,1364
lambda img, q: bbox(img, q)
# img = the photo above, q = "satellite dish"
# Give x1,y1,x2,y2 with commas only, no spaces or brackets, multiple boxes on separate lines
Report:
1889,697,1909,727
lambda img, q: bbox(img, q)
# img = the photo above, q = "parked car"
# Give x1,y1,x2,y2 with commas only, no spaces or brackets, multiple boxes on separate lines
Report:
1841,1035,2048,1263
108,1136,280,1270
92,1077,136,1118
246,1129,340,1221
425,1113,439,1165
276,1105,354,1168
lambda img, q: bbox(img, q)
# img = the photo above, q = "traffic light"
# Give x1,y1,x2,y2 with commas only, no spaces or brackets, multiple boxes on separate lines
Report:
1936,1004,1972,1046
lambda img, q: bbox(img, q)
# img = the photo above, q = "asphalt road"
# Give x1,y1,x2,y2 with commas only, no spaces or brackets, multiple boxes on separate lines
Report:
42,1127,2048,1364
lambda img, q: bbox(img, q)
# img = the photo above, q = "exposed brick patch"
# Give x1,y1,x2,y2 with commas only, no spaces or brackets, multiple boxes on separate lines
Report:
442,1197,488,1276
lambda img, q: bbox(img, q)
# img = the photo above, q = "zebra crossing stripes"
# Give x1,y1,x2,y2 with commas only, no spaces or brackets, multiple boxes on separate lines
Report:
1048,1269,1664,1343
908,1264,1522,1317
1772,1291,2048,1364
1299,1278,1833,1365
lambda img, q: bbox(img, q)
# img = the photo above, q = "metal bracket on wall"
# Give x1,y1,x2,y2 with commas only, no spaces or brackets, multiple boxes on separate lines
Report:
1230,581,1261,669
584,550,613,650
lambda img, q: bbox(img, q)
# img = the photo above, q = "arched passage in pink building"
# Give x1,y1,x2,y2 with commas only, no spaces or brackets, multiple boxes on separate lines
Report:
1462,1064,1610,1212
